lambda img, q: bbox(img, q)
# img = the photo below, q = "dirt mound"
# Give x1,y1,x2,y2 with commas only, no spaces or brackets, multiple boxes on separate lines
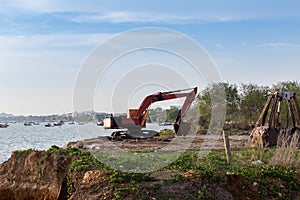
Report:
0,148,234,200
0,149,77,200
0,144,298,200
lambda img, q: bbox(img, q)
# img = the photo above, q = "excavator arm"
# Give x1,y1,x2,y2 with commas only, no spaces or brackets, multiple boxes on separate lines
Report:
174,87,197,134
132,87,198,127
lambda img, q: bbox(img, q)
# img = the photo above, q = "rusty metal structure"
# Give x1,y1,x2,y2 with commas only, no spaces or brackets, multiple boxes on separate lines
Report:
250,91,300,147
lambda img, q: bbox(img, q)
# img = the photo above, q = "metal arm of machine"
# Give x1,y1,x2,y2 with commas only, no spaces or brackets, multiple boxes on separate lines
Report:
132,87,198,127
174,87,198,126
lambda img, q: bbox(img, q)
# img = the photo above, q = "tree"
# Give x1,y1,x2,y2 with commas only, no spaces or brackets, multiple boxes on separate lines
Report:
197,85,212,131
272,81,300,93
223,83,240,122
166,107,179,122
272,81,300,127
148,107,166,123
239,83,270,129
198,82,238,132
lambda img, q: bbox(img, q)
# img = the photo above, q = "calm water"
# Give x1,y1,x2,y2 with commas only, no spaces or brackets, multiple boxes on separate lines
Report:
0,123,172,163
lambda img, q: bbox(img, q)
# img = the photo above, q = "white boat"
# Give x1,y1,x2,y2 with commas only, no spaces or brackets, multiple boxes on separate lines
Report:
53,121,64,126
0,123,9,128
97,121,104,126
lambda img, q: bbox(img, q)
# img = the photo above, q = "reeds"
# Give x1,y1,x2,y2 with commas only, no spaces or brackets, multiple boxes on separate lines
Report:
269,129,300,167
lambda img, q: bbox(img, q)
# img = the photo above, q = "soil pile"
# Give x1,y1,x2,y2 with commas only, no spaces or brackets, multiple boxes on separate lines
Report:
0,149,77,200
0,137,299,200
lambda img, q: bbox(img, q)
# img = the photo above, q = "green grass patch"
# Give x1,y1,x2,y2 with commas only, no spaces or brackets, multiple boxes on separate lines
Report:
46,147,108,171
14,148,34,154
159,129,174,136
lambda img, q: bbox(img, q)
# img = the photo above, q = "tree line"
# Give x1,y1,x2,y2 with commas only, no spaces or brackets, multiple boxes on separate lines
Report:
145,81,300,133
197,81,300,133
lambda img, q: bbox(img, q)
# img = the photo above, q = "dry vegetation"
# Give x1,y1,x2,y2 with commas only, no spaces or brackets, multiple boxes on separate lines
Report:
269,130,300,167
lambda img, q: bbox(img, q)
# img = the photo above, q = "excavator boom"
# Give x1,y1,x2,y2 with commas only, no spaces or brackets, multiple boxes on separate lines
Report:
133,87,197,126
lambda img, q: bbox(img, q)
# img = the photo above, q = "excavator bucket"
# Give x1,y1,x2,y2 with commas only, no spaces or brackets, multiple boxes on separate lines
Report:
250,91,300,147
174,121,191,136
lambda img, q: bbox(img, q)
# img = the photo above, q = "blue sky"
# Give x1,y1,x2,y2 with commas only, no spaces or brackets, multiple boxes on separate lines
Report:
0,0,300,115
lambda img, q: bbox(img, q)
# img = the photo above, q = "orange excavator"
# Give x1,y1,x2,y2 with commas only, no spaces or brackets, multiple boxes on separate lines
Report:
104,87,198,140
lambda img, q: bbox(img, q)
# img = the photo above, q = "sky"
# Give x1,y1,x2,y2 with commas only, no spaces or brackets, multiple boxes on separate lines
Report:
0,0,300,115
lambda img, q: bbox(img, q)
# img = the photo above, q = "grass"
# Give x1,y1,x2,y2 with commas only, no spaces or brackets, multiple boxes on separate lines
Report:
14,148,34,154
70,139,299,185
269,130,300,167
13,138,300,199
159,129,174,136
102,147,298,199
46,146,108,171
93,150,184,173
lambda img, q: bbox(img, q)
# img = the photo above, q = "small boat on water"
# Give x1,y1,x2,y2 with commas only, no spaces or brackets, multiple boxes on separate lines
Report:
24,122,32,126
53,120,64,126
0,123,9,128
45,122,53,127
68,121,75,125
97,121,104,126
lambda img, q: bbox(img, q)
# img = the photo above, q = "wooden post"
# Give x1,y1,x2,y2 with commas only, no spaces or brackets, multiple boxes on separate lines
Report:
222,130,232,163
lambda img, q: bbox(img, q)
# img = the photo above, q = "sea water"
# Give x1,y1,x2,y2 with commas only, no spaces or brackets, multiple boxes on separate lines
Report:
0,123,172,163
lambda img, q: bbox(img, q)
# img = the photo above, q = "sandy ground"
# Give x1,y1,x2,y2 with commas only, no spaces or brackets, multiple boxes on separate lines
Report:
68,133,250,152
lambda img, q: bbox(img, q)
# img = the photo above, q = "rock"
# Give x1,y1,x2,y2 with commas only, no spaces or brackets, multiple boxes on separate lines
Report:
51,145,60,149
67,141,85,149
252,182,258,187
82,170,105,186
251,160,263,165
182,169,201,177
249,126,280,147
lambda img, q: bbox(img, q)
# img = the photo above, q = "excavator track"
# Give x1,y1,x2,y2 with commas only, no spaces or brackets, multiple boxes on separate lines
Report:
109,130,159,141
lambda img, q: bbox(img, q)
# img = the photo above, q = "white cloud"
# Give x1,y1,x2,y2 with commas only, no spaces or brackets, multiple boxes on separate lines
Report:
256,42,300,48
0,0,233,24
67,11,247,24
68,11,193,23
2,0,298,24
